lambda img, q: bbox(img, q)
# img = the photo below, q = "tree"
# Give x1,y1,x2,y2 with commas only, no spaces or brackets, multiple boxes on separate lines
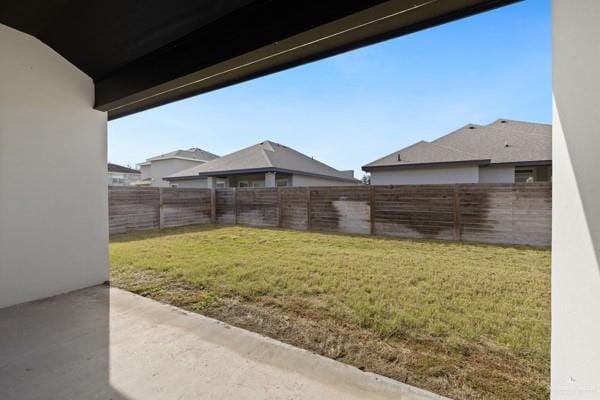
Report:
361,173,371,185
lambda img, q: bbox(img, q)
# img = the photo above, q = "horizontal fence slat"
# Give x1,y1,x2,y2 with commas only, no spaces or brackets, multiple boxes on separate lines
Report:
109,183,551,246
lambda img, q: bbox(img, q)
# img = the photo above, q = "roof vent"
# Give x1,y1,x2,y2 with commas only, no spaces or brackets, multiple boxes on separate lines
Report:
504,142,510,148
397,154,402,161
468,126,476,129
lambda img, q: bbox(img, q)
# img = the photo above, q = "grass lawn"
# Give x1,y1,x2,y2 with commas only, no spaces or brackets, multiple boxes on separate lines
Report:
110,225,550,400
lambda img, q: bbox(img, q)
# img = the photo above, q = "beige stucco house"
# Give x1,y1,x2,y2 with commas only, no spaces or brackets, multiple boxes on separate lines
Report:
165,141,359,188
136,148,219,187
107,163,140,186
363,119,551,185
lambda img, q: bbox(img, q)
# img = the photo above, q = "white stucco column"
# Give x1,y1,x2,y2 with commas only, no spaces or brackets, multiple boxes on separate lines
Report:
552,2,600,398
265,172,276,188
0,24,108,307
207,176,216,188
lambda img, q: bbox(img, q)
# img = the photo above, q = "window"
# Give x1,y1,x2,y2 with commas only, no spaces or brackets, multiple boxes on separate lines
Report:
515,165,552,183
239,180,265,187
216,179,226,188
276,178,289,187
111,175,124,185
514,167,534,183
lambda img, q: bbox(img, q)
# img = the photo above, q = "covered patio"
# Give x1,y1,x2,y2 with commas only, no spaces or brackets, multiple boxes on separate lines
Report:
1,1,599,399
0,285,445,400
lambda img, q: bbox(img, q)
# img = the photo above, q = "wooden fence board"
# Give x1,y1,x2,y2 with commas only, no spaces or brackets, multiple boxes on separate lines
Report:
160,188,212,228
109,183,551,246
216,189,235,224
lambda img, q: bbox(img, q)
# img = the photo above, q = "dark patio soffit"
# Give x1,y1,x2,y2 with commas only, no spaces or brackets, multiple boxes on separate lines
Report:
0,0,519,120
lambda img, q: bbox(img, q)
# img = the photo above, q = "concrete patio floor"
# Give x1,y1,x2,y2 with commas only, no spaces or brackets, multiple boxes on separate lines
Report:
0,285,447,400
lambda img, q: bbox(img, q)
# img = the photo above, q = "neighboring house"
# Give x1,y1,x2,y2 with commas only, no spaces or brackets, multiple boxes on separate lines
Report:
165,141,359,188
107,163,141,186
136,148,219,187
363,119,551,185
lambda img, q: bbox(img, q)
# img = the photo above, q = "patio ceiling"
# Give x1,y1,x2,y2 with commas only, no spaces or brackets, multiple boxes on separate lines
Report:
0,0,518,119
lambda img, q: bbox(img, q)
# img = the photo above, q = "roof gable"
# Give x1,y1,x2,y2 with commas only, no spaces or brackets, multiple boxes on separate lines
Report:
167,141,358,182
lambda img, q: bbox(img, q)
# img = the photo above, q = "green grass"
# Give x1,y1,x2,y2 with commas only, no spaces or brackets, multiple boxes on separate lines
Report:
110,225,550,400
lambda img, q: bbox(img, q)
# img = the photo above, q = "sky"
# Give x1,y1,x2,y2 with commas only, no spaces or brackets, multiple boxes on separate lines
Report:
108,0,551,177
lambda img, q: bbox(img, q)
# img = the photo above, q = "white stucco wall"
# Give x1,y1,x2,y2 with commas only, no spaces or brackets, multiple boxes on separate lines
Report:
369,165,479,185
478,165,515,183
139,164,151,180
0,24,108,308
552,2,600,398
291,174,359,187
147,158,204,187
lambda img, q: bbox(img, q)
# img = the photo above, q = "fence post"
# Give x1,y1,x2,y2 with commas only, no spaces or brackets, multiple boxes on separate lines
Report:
232,188,237,225
369,185,375,235
158,188,164,230
277,187,283,227
210,188,216,224
306,186,312,231
452,185,461,241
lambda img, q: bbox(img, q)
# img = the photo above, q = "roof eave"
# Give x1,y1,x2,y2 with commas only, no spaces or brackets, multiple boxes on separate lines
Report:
166,167,359,183
362,159,491,171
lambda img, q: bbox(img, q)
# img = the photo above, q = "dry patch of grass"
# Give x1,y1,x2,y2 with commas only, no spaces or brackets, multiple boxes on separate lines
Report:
110,225,550,400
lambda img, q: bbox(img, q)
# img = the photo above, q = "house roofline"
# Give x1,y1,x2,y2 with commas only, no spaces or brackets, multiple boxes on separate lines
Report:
165,167,359,183
362,159,553,172
144,156,212,163
362,159,491,172
488,160,552,167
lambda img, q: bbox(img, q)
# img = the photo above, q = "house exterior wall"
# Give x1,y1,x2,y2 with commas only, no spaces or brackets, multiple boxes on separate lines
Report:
0,24,108,308
146,158,204,187
139,164,151,180
369,165,479,185
170,173,354,188
478,165,515,183
170,178,209,188
107,171,141,186
227,173,267,187
291,174,358,187
552,1,600,398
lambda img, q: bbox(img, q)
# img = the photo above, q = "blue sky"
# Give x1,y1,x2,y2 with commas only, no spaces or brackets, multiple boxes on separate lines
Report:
108,0,551,177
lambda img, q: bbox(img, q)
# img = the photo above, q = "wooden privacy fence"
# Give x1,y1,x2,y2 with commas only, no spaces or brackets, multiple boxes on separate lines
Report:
109,183,552,246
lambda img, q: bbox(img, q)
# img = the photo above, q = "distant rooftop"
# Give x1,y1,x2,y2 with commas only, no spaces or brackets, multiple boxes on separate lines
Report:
363,119,552,170
166,141,358,183
140,148,219,165
107,163,140,174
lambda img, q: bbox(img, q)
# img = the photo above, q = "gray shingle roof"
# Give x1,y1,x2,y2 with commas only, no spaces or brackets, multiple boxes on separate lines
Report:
166,141,358,182
363,119,551,170
107,163,140,174
146,148,219,163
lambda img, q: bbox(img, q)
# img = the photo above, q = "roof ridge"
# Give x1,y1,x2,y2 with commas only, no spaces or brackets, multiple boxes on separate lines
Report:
485,125,552,139
266,140,348,176
145,147,219,162
431,123,479,143
259,142,275,167
363,140,429,167
488,118,552,127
